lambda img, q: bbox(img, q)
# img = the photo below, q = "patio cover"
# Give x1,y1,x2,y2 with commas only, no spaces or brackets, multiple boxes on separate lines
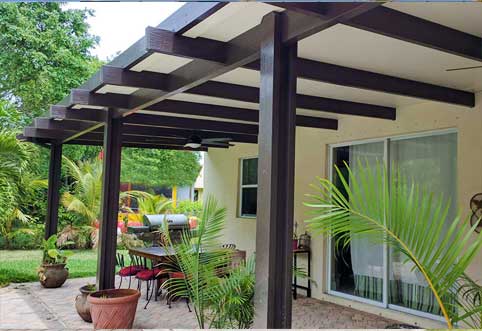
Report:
20,2,482,328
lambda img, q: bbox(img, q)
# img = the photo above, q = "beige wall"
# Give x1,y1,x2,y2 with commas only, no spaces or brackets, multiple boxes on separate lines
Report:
204,92,482,327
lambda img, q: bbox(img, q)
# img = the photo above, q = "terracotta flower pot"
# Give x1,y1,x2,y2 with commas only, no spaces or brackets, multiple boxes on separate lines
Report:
38,263,68,288
88,289,140,329
75,285,96,323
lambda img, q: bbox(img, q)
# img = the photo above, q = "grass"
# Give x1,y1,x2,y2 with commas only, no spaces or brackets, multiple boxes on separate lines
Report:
0,249,127,287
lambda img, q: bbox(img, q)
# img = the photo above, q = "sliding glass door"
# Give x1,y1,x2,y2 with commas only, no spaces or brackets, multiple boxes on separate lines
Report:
328,130,457,319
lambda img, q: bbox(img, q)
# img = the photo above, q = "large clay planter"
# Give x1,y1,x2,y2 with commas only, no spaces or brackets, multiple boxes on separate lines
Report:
38,263,68,288
75,285,96,323
88,289,140,329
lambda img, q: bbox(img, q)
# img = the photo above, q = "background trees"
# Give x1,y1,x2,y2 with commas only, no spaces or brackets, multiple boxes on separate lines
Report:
0,3,203,250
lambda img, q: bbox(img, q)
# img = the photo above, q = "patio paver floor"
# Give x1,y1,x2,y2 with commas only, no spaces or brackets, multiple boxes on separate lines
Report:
0,276,398,329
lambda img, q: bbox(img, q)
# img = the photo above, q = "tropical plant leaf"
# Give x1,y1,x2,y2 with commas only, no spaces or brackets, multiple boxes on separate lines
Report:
305,161,482,329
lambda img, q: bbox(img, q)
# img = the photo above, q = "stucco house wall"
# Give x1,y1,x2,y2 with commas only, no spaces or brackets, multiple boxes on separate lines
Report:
204,92,482,327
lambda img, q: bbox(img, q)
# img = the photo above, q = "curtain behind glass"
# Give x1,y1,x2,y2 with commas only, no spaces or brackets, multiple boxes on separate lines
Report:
350,142,385,302
389,133,457,315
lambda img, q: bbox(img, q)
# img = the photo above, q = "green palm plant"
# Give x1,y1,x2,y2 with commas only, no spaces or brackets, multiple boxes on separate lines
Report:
158,195,234,328
304,161,482,328
61,157,103,225
126,191,172,215
0,131,45,246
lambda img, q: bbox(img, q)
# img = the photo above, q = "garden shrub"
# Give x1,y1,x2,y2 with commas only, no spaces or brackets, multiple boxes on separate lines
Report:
9,228,42,249
117,233,145,250
173,200,203,217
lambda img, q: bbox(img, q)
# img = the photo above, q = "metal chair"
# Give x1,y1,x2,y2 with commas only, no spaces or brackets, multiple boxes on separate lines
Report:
136,259,166,309
116,253,146,289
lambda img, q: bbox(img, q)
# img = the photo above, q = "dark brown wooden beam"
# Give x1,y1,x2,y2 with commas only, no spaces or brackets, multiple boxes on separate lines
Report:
97,109,122,290
35,118,94,132
45,143,62,240
254,12,296,328
247,58,474,107
124,114,259,135
345,6,482,62
24,127,69,141
50,106,107,122
122,124,258,144
68,89,129,109
146,27,227,63
150,100,345,125
65,139,209,151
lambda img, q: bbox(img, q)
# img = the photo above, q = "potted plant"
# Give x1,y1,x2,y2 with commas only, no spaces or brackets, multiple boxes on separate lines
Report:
38,235,72,288
87,288,141,329
75,283,96,322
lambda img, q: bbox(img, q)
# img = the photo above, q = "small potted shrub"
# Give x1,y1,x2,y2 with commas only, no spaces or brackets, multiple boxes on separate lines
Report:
38,235,72,288
88,288,141,329
75,283,96,322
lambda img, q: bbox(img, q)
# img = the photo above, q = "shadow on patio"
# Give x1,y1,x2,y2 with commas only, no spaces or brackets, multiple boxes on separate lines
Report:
0,276,399,329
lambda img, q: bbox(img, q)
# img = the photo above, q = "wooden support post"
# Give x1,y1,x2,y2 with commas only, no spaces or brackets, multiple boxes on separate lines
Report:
45,143,62,239
254,12,297,329
97,109,122,290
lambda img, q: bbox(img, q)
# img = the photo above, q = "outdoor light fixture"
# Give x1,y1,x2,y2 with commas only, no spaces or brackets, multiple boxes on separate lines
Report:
53,117,64,122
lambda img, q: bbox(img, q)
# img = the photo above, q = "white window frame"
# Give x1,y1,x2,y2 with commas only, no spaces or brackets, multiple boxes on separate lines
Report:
326,128,457,322
238,156,258,219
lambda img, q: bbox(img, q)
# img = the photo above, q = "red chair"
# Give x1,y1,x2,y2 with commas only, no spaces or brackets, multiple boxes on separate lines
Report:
116,253,146,289
136,262,166,309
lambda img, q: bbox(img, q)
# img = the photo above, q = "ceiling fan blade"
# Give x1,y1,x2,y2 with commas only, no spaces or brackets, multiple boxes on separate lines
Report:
201,137,233,144
446,65,482,72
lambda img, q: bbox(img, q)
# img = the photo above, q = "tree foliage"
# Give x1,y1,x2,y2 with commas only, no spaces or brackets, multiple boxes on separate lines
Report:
121,149,202,187
0,131,46,247
0,2,101,128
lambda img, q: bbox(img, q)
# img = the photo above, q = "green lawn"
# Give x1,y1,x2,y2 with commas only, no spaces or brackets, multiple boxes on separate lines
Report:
0,249,126,287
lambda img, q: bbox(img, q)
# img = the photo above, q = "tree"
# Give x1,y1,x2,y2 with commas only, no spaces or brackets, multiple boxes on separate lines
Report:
121,149,202,187
0,3,101,128
0,131,46,247
305,162,482,328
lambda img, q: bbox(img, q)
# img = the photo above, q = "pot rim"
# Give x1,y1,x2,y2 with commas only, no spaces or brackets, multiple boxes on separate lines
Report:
87,289,140,305
79,284,97,294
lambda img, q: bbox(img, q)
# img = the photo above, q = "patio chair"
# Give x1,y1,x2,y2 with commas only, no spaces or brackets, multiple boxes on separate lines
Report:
166,271,191,312
116,253,146,289
135,260,167,309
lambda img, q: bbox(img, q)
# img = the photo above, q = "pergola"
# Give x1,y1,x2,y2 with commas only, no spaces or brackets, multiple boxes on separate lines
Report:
19,2,480,328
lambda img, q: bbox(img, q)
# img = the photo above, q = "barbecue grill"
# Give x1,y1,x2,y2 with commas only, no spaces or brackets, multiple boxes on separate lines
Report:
127,214,189,245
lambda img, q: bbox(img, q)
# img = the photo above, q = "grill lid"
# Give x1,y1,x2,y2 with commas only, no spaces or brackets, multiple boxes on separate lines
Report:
143,214,188,228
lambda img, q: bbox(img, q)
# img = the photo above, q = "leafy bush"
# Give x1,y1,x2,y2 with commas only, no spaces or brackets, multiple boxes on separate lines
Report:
9,228,42,249
117,233,145,250
173,200,203,217
57,224,94,249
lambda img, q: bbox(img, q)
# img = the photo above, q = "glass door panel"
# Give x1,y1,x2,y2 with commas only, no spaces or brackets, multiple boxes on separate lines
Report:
388,133,457,316
330,141,385,302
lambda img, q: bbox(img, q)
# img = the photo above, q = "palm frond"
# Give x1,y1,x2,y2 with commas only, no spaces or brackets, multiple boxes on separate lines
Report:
305,161,482,329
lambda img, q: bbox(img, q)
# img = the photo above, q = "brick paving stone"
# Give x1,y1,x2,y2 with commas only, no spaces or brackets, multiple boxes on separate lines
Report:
1,276,399,329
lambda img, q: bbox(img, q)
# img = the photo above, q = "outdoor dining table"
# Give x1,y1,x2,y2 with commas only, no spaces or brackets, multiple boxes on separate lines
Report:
128,246,176,263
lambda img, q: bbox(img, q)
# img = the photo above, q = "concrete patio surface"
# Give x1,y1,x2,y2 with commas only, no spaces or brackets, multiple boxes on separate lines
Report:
0,276,399,329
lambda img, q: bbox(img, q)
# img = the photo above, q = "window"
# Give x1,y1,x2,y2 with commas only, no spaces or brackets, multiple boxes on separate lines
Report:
239,157,258,217
328,130,457,320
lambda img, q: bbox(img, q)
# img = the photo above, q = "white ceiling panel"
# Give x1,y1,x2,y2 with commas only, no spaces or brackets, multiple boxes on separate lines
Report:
385,2,482,38
96,85,138,95
183,3,282,42
130,53,192,73
298,24,482,92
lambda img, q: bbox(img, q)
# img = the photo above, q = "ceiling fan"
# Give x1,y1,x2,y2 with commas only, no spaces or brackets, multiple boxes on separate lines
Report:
446,65,482,72
145,134,234,149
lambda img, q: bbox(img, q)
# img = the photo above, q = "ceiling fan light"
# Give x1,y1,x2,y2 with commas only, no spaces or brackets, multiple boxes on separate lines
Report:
185,142,202,149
